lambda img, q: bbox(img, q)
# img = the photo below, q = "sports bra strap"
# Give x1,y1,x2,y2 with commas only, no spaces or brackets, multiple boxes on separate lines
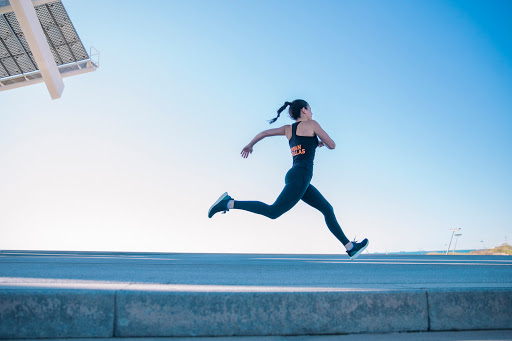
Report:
291,122,301,138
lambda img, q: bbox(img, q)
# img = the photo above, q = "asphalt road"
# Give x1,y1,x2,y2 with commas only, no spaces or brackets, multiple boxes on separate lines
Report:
0,250,510,291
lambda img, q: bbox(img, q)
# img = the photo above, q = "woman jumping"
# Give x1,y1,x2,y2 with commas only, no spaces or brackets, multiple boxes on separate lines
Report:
208,99,369,259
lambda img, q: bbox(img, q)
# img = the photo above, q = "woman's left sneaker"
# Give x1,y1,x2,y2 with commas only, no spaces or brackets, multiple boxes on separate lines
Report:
347,238,369,260
208,192,233,218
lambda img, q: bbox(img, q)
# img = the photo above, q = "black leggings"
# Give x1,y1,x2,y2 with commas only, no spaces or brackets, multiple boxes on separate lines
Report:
233,165,350,246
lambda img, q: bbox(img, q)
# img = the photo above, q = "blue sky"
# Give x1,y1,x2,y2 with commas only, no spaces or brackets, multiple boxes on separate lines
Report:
1,0,511,253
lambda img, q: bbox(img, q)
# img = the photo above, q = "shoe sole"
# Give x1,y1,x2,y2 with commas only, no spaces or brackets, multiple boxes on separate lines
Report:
349,240,369,260
208,192,228,218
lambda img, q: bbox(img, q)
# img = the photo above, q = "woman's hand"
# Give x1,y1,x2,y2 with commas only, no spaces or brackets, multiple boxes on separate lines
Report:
241,145,253,158
318,141,325,148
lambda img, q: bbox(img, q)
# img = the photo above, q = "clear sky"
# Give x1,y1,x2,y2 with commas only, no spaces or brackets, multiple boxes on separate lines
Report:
1,0,511,254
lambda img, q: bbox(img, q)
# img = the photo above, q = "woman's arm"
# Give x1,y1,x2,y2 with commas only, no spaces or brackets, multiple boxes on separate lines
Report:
311,120,336,149
241,125,287,158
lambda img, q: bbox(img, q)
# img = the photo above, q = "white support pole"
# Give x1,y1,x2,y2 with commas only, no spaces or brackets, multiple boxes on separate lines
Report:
10,0,64,99
446,230,455,255
446,227,461,255
452,233,462,255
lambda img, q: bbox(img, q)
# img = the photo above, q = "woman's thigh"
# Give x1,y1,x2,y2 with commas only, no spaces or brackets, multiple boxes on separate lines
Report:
272,167,312,213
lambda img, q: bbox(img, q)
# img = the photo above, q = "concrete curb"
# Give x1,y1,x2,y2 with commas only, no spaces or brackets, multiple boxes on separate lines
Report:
116,290,427,337
0,289,115,339
428,289,512,331
0,288,511,339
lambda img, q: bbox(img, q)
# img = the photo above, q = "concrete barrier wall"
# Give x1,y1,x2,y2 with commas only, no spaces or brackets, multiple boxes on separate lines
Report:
428,289,512,331
116,291,427,336
0,288,511,339
0,289,115,339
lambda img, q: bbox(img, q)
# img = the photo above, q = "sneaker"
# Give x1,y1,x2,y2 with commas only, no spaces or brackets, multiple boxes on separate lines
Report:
208,192,233,218
347,238,369,260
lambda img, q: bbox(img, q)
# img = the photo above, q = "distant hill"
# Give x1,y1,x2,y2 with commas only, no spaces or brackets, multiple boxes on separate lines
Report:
469,243,512,255
373,243,512,255
422,243,511,256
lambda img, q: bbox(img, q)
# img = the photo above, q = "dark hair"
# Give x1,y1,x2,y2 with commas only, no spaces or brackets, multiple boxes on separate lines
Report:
269,99,309,124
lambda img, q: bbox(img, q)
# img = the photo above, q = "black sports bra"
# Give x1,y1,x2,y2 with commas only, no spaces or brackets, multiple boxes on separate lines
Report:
288,121,318,167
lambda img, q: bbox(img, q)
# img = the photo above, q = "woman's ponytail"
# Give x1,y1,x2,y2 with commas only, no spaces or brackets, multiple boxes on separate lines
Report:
269,101,292,124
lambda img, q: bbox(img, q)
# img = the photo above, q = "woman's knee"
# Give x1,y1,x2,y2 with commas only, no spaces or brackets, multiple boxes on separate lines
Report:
268,210,283,219
322,203,335,217
267,206,286,219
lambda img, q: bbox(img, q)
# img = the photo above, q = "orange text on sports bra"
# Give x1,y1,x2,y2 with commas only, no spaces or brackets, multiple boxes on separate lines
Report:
291,144,306,156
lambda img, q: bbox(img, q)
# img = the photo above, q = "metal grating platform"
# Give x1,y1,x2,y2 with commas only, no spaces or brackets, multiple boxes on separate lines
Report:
0,0,90,79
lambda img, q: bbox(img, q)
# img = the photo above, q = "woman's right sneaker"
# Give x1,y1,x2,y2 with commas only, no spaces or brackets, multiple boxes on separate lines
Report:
208,192,232,218
347,238,369,260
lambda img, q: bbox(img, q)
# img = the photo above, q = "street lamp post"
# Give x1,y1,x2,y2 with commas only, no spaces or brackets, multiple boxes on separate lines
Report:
452,233,462,254
446,228,461,255
481,240,487,250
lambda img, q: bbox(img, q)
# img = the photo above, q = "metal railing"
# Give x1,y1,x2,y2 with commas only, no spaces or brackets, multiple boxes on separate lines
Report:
90,46,99,67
